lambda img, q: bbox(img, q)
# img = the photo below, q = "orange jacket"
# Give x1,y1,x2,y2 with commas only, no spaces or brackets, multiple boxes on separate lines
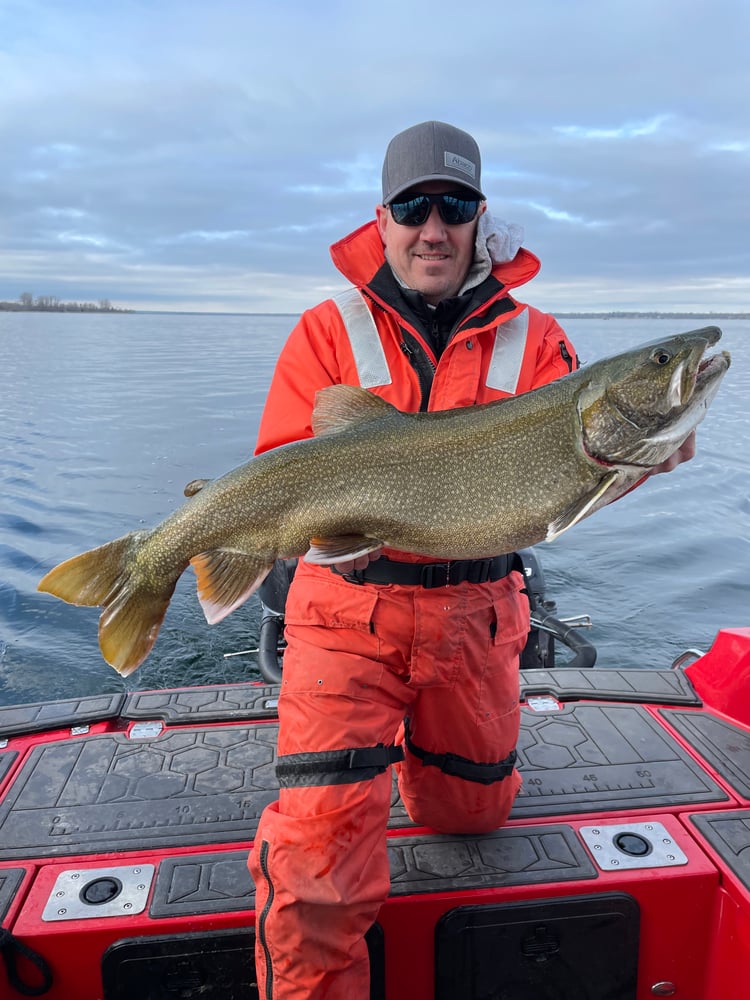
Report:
255,220,577,454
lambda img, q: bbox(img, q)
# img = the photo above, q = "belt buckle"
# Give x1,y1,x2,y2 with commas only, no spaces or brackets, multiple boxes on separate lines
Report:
422,562,451,588
338,567,366,585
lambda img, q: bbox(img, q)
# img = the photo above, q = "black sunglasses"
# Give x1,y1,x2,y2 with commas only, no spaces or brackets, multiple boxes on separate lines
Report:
388,191,481,227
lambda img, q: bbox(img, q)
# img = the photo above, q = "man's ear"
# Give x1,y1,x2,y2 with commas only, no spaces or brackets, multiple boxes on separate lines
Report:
375,203,388,242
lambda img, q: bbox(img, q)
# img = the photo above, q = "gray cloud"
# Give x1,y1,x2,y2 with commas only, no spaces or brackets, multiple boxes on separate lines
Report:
1,0,748,312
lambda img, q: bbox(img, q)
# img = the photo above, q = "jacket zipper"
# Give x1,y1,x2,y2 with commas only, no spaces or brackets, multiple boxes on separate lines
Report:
399,337,435,411
257,841,275,1000
559,341,574,372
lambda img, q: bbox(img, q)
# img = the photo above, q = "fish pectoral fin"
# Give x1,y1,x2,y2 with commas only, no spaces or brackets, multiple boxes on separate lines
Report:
312,385,399,436
190,549,273,625
546,471,621,542
304,535,384,565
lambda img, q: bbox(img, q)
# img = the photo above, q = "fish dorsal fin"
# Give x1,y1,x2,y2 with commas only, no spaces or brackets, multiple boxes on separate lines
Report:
312,385,397,437
546,470,621,542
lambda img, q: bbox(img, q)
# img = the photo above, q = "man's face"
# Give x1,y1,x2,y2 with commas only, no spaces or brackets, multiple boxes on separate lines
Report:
375,180,485,305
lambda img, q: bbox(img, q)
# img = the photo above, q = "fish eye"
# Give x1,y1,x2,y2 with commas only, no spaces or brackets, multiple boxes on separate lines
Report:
650,348,672,366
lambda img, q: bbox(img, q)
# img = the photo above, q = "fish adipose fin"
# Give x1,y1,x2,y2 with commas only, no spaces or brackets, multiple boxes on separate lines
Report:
546,470,621,542
312,385,398,436
38,531,173,677
305,534,384,564
183,478,211,497
190,549,272,625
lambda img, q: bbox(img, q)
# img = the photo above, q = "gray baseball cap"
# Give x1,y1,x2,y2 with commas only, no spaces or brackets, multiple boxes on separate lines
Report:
381,121,485,204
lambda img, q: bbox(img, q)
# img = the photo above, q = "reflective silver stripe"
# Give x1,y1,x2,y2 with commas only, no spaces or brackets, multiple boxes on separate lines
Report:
333,287,392,388
485,308,530,394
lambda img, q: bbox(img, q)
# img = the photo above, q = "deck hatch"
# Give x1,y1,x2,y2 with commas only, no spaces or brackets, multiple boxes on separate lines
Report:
435,892,639,999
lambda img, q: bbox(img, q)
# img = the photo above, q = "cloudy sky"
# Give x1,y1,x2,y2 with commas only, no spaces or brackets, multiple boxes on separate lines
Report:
2,0,748,314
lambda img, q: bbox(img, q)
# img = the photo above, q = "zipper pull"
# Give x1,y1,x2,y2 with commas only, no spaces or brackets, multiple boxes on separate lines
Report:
559,341,574,372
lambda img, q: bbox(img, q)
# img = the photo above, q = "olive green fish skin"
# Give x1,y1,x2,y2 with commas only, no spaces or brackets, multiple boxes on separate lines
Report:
37,326,730,674
167,325,728,560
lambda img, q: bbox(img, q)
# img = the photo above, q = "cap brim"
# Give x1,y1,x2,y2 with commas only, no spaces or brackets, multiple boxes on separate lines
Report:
384,174,485,204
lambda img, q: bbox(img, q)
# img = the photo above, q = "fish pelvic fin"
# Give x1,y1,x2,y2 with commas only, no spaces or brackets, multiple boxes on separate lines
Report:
312,384,398,436
190,549,273,625
305,535,384,565
38,531,174,677
546,470,621,543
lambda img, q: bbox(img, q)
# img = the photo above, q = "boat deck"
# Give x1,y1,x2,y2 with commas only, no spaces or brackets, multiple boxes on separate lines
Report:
2,662,750,999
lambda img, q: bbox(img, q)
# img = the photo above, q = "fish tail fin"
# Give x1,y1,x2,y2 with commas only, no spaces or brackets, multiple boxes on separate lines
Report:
190,549,273,625
38,531,176,676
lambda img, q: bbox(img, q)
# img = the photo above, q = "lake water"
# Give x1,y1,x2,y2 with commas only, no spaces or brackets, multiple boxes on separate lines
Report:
1,311,748,707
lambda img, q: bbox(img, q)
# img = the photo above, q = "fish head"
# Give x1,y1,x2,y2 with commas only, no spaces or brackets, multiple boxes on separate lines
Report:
578,326,731,468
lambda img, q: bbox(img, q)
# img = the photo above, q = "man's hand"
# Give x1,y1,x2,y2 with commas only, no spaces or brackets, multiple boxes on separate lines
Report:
649,430,697,476
331,548,383,575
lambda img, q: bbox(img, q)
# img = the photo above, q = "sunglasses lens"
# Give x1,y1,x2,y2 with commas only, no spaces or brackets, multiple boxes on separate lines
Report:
389,193,480,226
390,196,430,226
441,195,479,225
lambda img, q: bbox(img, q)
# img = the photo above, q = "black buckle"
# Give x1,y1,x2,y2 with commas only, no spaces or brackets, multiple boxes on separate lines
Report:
348,743,405,771
420,562,451,588
464,557,494,584
420,558,496,588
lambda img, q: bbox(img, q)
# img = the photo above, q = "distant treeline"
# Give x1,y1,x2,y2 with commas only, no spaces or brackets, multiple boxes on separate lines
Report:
556,311,750,320
0,293,132,313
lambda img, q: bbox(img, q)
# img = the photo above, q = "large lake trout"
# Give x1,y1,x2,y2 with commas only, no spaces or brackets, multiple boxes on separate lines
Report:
39,327,730,675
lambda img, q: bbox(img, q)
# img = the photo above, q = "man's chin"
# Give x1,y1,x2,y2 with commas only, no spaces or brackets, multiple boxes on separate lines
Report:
410,268,459,298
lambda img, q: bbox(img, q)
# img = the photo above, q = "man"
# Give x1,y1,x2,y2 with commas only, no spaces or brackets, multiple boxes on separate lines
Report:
248,121,693,999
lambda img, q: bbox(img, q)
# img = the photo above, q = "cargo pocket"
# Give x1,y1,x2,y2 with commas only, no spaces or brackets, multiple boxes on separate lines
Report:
476,580,529,726
282,570,383,695
409,589,469,688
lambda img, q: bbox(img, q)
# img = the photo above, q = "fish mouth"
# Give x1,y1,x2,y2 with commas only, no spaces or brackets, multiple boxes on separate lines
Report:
582,328,730,470
656,344,731,458
676,328,730,408
688,347,731,408
697,349,731,383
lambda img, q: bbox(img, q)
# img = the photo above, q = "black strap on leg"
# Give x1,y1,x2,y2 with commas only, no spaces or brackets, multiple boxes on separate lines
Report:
0,927,54,997
403,719,517,786
276,743,405,788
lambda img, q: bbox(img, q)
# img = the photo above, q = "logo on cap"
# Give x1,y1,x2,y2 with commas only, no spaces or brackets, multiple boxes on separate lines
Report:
445,152,476,179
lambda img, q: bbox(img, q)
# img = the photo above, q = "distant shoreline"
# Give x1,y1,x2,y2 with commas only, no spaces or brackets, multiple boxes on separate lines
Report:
131,309,750,319
555,312,750,320
0,303,133,313
2,304,747,320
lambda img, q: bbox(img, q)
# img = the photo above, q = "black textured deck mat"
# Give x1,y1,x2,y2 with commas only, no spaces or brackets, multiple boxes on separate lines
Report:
149,823,594,918
661,709,750,799
124,685,280,724
0,706,727,861
0,693,125,738
0,867,26,921
521,668,700,706
509,704,727,819
0,724,280,861
387,822,596,895
151,851,254,917
689,810,750,890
